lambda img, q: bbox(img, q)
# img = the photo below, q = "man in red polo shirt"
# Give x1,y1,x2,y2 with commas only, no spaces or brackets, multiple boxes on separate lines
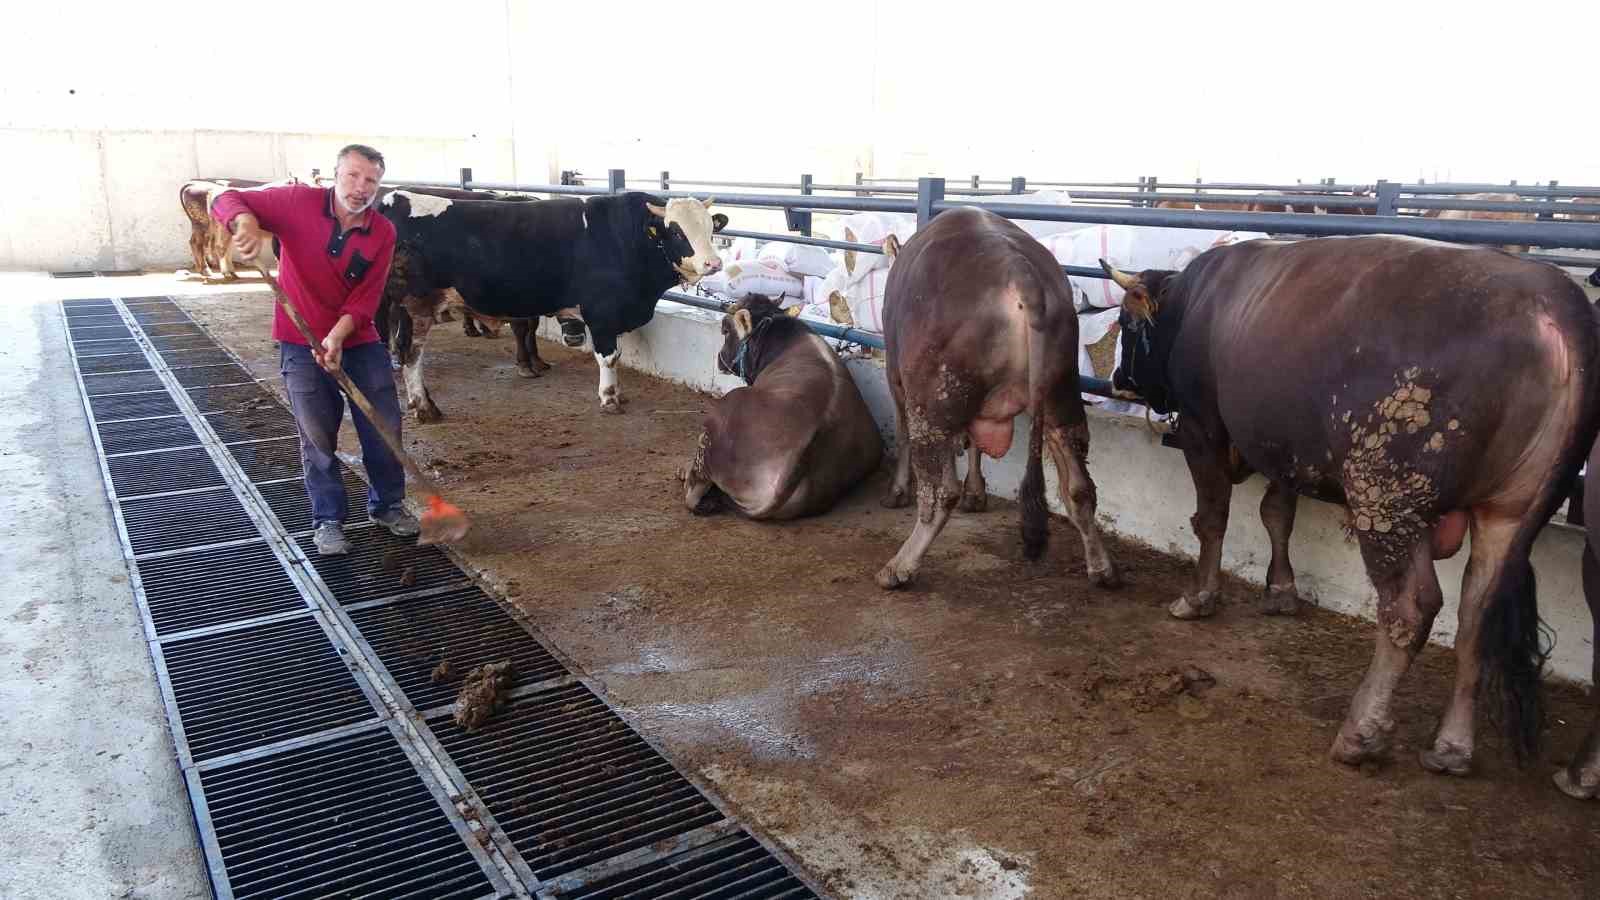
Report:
211,144,417,555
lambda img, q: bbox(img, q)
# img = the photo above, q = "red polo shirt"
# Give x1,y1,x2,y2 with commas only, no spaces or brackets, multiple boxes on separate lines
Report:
210,185,395,348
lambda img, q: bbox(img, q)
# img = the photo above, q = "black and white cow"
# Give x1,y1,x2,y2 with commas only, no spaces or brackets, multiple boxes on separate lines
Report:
379,190,726,419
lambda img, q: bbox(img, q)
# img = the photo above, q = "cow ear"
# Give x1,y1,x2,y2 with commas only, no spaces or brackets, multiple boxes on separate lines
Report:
711,213,728,233
733,308,753,339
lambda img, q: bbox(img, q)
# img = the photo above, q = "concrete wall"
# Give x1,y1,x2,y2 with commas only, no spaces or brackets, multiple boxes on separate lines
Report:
546,304,1596,686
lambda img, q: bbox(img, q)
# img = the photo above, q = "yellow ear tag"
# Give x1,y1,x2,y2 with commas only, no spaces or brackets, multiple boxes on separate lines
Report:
648,226,658,237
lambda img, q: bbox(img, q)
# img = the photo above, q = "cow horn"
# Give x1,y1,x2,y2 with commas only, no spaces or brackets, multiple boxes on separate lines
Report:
1098,258,1140,292
701,196,716,209
646,201,667,218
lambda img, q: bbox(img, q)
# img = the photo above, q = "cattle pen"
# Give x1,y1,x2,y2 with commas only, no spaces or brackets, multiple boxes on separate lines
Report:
16,167,1600,900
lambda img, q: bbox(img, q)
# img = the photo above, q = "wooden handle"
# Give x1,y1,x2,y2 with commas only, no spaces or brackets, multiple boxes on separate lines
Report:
252,263,444,496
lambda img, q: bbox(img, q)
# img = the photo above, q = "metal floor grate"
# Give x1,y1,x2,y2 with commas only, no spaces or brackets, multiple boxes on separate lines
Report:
139,542,307,636
141,322,205,337
162,615,377,762
198,728,497,900
173,364,255,388
256,472,372,533
73,338,143,356
62,299,115,310
206,407,298,444
555,832,815,899
150,333,221,352
97,416,201,455
163,348,238,368
230,437,306,482
90,391,180,421
82,370,166,396
120,489,260,555
75,352,151,374
296,525,469,604
131,311,192,324
70,325,134,341
106,445,223,496
188,381,277,414
66,314,127,329
430,684,724,881
349,586,569,710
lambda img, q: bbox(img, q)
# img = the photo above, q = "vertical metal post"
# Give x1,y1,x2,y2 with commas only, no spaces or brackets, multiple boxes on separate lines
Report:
1539,179,1559,221
608,169,626,193
1374,179,1398,216
660,170,670,191
1010,176,1026,195
855,172,865,197
786,174,814,236
559,170,576,186
971,175,980,190
916,177,945,228
459,167,472,190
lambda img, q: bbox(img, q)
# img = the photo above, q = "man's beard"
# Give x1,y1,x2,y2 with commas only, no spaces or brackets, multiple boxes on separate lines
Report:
337,190,373,214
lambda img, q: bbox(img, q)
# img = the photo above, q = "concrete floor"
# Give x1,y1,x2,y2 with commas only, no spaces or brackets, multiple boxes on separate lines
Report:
0,274,213,900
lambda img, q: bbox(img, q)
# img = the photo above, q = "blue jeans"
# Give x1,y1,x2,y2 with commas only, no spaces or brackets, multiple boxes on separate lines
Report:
279,341,406,526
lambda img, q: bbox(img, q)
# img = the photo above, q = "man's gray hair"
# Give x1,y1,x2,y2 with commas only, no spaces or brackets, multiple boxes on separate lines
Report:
336,143,386,173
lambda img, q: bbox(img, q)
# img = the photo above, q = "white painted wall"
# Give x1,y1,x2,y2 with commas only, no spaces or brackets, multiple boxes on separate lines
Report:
555,303,1595,687
5,0,1598,270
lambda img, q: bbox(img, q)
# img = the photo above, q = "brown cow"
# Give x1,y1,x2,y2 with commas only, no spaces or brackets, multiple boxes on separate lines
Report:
1102,236,1600,778
1423,192,1534,253
180,178,263,276
681,296,883,519
876,206,1120,590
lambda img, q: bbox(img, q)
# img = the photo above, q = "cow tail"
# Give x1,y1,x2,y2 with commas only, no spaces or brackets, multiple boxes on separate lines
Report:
1018,261,1052,561
1483,291,1600,763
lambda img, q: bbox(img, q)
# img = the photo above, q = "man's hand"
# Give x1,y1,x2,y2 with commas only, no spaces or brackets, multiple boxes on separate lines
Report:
230,213,264,260
315,334,344,374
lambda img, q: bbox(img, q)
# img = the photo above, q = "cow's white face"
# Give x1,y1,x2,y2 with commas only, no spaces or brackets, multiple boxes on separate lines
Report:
647,197,727,283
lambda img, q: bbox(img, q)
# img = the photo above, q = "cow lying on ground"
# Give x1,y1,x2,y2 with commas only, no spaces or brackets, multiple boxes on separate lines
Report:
681,296,882,519
1101,236,1600,779
380,190,725,419
876,206,1121,590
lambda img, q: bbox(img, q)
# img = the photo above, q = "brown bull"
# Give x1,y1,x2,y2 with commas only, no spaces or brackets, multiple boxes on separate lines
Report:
876,207,1120,590
681,296,883,518
1102,236,1600,778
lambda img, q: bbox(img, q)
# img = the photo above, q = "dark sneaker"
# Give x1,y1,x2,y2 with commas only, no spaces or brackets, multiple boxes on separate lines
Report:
373,506,421,537
313,521,352,556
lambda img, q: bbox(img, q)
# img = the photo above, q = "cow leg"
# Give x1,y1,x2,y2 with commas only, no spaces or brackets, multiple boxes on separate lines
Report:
592,333,625,414
681,429,722,515
1557,536,1600,798
876,431,961,589
1331,537,1444,766
398,305,443,423
882,370,913,509
188,227,208,276
1174,447,1234,619
510,320,550,378
1045,423,1120,588
1260,480,1301,615
958,436,987,512
462,315,483,337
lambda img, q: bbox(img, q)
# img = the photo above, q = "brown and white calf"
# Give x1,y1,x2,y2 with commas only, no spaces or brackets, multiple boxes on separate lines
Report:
682,296,883,519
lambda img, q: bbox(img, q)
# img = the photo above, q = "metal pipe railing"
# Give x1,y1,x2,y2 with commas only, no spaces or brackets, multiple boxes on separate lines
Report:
716,229,881,254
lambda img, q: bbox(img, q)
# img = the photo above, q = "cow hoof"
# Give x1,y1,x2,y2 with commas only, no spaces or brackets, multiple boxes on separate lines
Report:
600,400,625,415
958,492,988,513
1419,742,1473,777
1169,592,1217,620
531,359,552,373
516,366,542,379
1089,564,1122,590
881,486,911,509
1330,721,1394,767
1261,586,1300,616
1554,768,1600,799
414,405,444,424
876,563,915,590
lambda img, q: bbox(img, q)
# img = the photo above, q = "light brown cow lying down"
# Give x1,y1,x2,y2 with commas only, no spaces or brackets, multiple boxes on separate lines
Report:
681,296,883,519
